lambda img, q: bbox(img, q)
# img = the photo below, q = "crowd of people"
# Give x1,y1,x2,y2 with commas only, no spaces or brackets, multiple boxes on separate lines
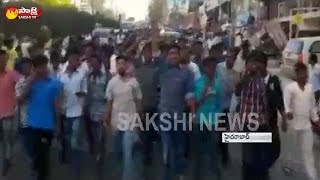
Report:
0,28,320,180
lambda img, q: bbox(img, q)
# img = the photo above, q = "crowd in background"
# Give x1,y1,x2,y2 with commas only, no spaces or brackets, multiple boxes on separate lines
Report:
0,28,320,180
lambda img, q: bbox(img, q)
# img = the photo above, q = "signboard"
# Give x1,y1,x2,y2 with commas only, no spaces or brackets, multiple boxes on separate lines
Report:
204,0,218,12
292,14,303,25
167,0,190,14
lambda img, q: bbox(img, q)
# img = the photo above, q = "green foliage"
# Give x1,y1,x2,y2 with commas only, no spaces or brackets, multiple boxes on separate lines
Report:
0,1,119,37
34,0,71,7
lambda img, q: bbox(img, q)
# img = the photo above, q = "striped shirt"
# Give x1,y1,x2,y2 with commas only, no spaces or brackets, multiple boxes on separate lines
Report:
239,77,268,125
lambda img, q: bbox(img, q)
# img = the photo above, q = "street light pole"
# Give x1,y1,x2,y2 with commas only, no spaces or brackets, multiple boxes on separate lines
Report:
0,0,3,33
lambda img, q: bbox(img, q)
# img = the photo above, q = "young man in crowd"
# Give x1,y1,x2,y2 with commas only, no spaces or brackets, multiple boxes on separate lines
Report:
284,62,320,180
308,54,320,102
20,55,62,180
179,48,201,82
158,44,195,180
193,57,222,180
15,58,33,168
86,54,111,178
209,43,224,63
236,50,278,180
0,49,21,176
2,38,18,71
177,37,188,50
191,41,204,71
135,42,160,173
58,48,88,179
48,50,62,77
216,47,241,166
104,55,143,180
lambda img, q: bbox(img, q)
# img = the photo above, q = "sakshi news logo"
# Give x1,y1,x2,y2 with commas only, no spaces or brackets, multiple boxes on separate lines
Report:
4,6,42,20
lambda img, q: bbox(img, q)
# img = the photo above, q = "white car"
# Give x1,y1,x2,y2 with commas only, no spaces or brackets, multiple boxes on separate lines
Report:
282,37,320,70
92,28,112,45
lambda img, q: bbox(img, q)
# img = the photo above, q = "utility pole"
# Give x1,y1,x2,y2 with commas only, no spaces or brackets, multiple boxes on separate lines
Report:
0,0,3,33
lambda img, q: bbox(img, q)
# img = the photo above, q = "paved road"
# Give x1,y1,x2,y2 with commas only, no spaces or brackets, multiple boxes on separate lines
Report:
1,64,319,180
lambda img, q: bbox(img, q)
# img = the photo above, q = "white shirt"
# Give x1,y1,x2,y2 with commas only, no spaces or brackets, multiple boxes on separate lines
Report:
188,62,201,81
233,50,246,74
110,54,118,75
61,61,90,75
58,69,88,118
308,64,320,92
21,42,32,57
284,82,318,130
105,75,142,130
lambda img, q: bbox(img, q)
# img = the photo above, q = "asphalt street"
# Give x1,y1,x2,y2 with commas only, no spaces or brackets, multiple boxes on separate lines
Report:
1,62,319,180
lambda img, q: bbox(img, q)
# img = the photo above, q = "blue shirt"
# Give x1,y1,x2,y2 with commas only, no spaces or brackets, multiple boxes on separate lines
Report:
159,64,194,117
27,77,62,130
194,74,222,125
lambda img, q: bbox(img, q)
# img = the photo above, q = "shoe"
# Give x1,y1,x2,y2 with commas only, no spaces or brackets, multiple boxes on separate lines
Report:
2,159,11,176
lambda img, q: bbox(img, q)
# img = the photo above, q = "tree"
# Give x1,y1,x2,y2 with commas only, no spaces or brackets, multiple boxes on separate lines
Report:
102,8,115,19
89,0,105,15
34,0,71,6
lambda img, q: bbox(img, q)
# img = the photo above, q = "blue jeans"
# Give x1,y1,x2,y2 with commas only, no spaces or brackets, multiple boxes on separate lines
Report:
62,116,87,176
161,127,188,179
111,130,142,180
192,124,221,180
89,121,105,159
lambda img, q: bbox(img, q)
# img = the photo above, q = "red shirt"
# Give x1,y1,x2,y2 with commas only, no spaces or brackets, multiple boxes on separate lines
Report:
0,70,21,118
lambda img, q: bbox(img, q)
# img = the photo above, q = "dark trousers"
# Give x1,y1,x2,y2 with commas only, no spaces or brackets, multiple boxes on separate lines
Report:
219,109,229,164
59,114,67,163
140,108,159,165
27,128,53,180
242,125,275,180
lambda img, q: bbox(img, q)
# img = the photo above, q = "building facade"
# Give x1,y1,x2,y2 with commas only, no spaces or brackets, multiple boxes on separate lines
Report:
72,0,93,14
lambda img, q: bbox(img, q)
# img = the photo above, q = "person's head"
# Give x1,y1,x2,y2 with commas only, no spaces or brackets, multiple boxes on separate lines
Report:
142,42,152,61
16,58,32,76
92,36,100,47
209,43,224,58
3,38,14,49
167,44,181,65
177,37,188,49
116,55,128,77
294,62,308,84
192,41,203,56
108,37,114,45
202,57,217,78
225,48,240,69
28,43,44,57
180,47,192,64
66,48,81,70
89,54,102,72
126,49,137,61
159,42,169,56
50,50,61,70
245,50,268,76
31,55,49,78
0,50,8,71
84,43,94,57
241,40,250,52
309,54,318,66
16,45,22,57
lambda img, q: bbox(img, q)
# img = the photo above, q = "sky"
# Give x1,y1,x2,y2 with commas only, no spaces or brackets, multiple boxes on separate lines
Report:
106,0,150,21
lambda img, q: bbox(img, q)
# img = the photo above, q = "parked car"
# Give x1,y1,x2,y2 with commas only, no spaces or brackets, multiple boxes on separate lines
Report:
282,37,320,70
92,28,112,45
